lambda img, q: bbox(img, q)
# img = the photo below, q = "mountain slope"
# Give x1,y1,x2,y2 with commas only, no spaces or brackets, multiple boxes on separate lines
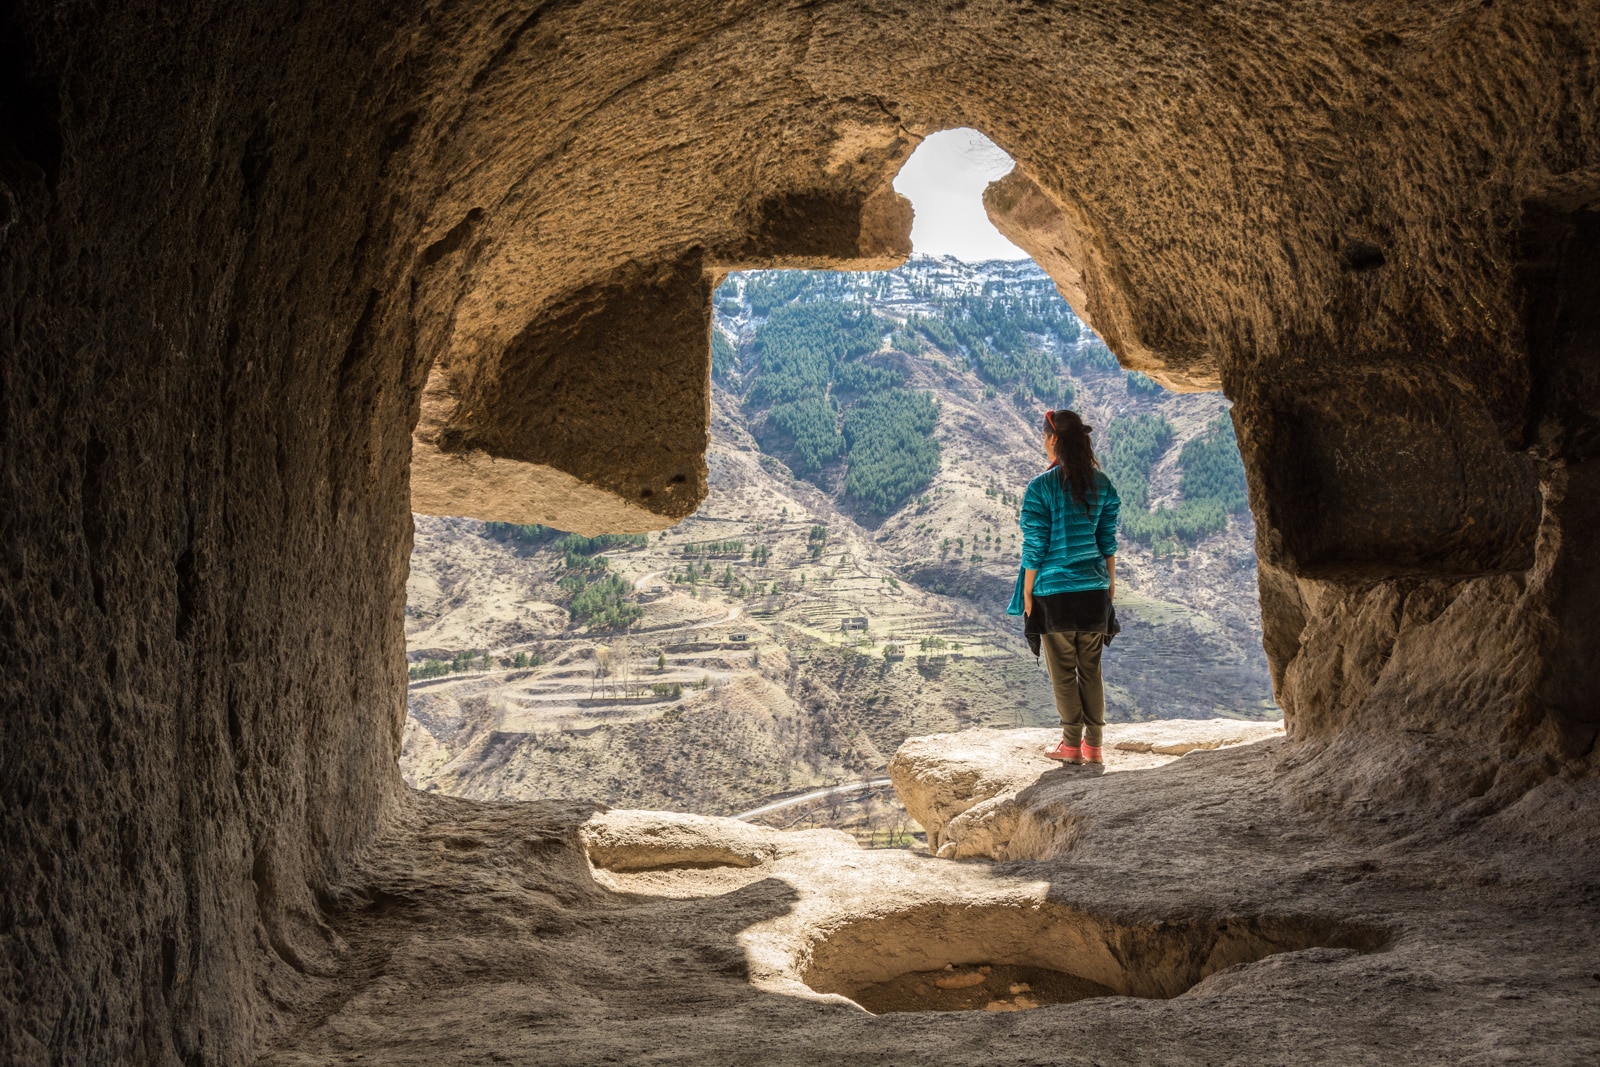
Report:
401,256,1275,821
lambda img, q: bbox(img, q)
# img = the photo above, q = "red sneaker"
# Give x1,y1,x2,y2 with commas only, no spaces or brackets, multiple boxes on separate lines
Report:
1081,742,1103,764
1046,741,1083,763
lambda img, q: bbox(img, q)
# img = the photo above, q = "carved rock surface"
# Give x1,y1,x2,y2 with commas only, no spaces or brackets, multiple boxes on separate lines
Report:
243,760,1599,1065
580,809,778,872
2,1,1598,1063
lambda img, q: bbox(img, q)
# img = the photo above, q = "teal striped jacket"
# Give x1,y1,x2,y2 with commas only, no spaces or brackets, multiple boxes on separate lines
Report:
1006,468,1120,615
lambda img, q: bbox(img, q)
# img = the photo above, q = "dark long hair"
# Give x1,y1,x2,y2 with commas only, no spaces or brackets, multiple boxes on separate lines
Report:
1045,409,1100,512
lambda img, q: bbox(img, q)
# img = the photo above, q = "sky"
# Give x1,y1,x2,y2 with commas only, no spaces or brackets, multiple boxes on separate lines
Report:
892,128,1029,262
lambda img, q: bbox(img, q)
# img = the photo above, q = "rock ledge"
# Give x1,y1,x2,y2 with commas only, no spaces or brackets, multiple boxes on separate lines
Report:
889,720,1283,860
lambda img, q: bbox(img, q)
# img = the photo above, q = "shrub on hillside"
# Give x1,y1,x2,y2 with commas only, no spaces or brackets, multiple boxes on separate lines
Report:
1074,340,1120,375
568,573,641,631
1178,415,1248,514
1114,414,1249,547
765,397,843,474
711,330,735,380
483,522,558,545
1102,413,1174,511
1126,371,1163,399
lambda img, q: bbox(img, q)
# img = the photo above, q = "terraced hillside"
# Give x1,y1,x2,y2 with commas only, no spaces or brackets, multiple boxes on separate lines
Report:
402,257,1276,827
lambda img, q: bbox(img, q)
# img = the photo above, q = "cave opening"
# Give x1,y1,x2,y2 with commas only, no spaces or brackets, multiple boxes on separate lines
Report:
399,127,1278,852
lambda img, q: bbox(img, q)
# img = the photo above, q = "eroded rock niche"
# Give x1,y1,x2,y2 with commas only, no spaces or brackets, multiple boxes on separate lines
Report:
1,1,1596,1062
800,902,1387,1012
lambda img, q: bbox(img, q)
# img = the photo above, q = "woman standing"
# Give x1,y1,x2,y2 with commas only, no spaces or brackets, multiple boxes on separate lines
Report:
1007,409,1120,764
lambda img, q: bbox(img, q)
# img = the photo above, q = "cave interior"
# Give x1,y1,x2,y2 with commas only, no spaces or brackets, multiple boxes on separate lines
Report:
1,1,1597,1064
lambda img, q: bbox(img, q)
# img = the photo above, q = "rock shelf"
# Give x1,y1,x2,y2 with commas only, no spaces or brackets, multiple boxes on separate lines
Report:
889,721,1284,859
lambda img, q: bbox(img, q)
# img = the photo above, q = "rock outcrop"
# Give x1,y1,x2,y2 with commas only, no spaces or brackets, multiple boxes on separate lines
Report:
2,1,1598,1062
580,809,778,872
243,749,1597,1064
890,722,1284,860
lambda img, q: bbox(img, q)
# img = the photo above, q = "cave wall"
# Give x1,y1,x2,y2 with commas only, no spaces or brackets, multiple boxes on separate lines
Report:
0,3,428,1061
1,1,1597,1063
1252,178,1600,812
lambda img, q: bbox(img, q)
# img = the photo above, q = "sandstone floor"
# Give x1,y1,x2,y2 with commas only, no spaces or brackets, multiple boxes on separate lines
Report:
260,728,1600,1065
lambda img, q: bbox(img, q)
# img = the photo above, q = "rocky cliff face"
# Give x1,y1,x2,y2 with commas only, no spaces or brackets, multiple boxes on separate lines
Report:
3,2,1597,1063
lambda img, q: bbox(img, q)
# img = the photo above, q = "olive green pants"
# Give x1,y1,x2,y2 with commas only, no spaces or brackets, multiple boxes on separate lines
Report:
1041,630,1105,747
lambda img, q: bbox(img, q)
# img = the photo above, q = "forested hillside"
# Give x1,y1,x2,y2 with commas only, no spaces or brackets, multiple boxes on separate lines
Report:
712,259,1248,552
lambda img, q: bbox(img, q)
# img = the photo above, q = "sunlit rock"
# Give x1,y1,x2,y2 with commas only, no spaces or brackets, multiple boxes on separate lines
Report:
891,722,1283,859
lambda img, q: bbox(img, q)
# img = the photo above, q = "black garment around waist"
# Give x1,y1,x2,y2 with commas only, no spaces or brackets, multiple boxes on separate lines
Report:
1024,589,1119,657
